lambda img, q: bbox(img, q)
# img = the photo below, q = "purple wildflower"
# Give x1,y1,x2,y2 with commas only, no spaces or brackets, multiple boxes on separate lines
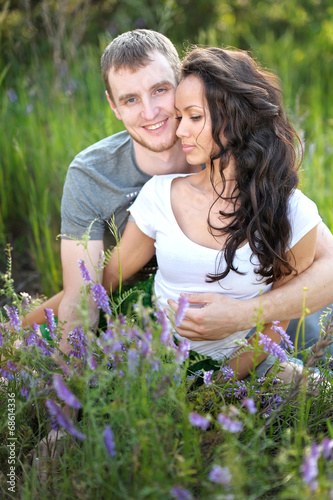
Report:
217,413,243,433
91,283,111,315
171,485,193,500
4,305,21,332
53,374,82,409
7,361,17,372
271,321,294,351
7,88,17,102
175,296,189,327
45,400,85,440
232,381,247,399
188,412,210,430
0,331,2,347
103,425,116,457
20,292,31,312
44,308,57,339
301,443,321,492
78,259,92,284
0,367,14,381
208,465,232,486
68,326,88,359
322,438,333,459
220,366,235,380
88,354,98,371
203,369,214,387
24,325,54,356
258,333,287,362
156,309,173,346
150,359,160,371
21,386,29,400
242,398,257,414
175,339,190,363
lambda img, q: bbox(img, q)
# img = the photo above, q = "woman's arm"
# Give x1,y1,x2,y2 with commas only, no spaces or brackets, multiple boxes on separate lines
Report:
171,221,332,340
102,220,156,293
228,225,318,380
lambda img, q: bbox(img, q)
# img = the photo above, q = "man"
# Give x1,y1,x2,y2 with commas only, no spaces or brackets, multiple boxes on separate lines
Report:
26,29,333,355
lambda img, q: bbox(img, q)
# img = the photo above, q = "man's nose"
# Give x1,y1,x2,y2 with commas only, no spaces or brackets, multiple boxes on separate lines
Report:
141,97,159,121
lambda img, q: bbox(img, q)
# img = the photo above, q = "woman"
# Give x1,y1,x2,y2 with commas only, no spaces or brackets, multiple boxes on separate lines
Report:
103,47,321,380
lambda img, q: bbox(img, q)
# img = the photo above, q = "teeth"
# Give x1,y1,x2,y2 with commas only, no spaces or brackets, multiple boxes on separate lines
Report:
146,120,165,130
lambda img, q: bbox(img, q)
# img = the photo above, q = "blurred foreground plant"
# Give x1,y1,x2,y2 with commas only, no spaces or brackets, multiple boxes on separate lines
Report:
0,248,333,499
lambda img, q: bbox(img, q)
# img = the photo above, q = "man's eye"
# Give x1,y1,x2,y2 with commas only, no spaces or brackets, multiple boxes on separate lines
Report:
126,97,136,104
155,88,166,95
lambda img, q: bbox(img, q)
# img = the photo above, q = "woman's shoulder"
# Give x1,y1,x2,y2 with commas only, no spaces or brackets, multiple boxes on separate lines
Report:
288,189,319,215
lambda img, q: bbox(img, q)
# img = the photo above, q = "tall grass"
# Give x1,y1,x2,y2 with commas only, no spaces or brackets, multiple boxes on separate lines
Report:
1,31,332,296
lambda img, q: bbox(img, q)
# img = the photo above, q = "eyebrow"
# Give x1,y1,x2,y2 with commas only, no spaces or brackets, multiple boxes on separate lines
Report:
117,80,175,105
174,104,205,112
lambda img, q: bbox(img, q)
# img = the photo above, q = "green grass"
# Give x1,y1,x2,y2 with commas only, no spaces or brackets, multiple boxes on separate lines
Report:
1,32,332,296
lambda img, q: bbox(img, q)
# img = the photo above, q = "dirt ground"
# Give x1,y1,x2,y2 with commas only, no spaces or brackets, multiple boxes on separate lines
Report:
0,241,43,307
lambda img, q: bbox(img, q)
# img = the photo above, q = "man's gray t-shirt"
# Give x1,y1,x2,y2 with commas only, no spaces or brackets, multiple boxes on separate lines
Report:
61,131,152,248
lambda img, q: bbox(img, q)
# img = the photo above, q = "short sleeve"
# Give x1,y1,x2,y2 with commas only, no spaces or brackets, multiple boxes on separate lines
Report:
288,190,322,249
129,177,157,239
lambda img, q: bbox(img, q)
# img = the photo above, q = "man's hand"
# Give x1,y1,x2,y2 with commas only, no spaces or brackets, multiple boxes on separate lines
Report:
167,293,256,341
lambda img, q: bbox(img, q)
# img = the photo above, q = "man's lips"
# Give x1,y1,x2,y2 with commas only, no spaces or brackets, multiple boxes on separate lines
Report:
144,119,167,131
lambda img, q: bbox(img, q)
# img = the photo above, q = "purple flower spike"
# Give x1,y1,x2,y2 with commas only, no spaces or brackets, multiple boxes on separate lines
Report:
175,339,190,363
45,400,85,440
220,366,235,380
258,333,287,362
21,386,29,400
44,308,57,339
217,413,243,433
301,443,321,492
175,296,189,327
171,485,193,500
4,305,21,332
156,309,172,345
92,283,111,315
203,369,214,387
103,425,116,457
322,438,333,459
242,398,257,414
78,259,92,284
88,354,98,371
271,321,294,350
53,374,82,409
208,465,232,486
188,412,210,430
68,326,88,359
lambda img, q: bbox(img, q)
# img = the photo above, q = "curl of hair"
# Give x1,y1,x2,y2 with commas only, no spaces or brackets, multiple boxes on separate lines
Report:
181,47,301,284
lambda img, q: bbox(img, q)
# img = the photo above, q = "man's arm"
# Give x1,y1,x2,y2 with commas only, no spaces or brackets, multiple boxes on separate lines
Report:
103,221,156,293
170,221,333,341
58,239,104,355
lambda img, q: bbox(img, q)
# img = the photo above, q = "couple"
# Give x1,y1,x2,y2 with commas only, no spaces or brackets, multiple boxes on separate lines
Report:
25,30,333,377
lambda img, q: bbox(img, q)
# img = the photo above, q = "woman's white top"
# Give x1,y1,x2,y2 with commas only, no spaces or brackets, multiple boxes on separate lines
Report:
130,173,321,360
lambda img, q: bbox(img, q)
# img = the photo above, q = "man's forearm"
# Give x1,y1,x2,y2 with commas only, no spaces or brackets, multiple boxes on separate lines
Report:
257,257,333,325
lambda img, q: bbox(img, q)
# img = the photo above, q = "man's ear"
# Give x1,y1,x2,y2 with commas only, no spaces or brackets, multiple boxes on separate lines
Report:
106,91,121,120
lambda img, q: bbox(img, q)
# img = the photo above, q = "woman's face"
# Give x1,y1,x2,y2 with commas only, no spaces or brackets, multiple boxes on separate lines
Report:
175,75,216,165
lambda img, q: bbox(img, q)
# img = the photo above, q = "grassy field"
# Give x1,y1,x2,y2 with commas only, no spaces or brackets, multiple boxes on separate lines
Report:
1,27,333,499
1,32,333,296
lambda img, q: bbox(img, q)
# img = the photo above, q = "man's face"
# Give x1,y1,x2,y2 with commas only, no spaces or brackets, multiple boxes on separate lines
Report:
107,51,179,153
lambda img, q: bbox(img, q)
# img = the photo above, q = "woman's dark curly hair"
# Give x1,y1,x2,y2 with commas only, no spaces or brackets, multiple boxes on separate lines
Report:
180,47,301,284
